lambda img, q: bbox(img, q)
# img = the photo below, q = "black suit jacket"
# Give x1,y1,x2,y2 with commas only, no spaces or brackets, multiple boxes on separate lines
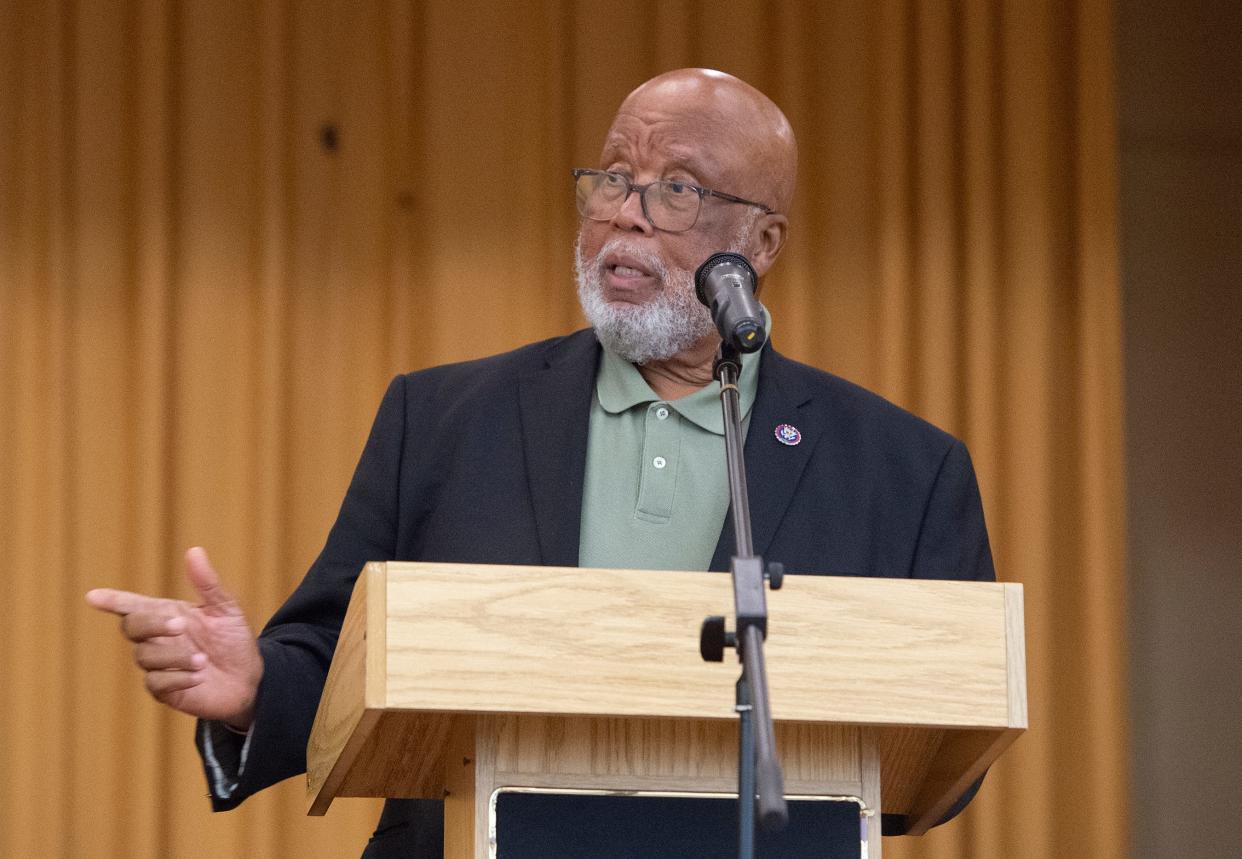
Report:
199,329,994,851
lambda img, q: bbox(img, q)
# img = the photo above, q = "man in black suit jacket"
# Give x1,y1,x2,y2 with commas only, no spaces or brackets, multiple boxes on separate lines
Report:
88,68,993,856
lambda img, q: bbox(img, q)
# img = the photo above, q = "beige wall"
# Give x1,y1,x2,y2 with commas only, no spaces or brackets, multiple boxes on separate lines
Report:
1119,1,1242,856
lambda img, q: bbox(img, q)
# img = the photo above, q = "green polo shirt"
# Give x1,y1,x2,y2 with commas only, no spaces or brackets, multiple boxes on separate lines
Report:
578,331,765,572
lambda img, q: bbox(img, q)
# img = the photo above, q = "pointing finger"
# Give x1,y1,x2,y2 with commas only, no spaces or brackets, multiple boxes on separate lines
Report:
86,588,163,617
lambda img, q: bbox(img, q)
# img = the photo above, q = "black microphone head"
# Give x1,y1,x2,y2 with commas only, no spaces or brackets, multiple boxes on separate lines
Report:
695,252,766,353
694,252,757,306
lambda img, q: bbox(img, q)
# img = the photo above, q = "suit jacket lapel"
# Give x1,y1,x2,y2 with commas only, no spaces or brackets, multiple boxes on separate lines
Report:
518,330,601,567
709,347,821,571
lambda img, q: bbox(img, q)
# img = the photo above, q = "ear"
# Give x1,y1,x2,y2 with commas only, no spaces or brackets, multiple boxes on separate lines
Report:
747,213,788,283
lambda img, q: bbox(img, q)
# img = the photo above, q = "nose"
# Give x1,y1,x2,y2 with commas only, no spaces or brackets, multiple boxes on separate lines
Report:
610,186,655,235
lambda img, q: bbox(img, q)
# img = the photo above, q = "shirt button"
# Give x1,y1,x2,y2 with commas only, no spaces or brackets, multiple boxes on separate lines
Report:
655,406,670,420
652,456,667,469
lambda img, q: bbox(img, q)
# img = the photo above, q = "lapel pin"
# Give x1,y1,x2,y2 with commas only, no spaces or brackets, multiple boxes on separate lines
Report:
774,423,801,446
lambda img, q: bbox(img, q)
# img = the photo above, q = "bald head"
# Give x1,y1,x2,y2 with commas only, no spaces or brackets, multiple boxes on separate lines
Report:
576,71,797,368
612,69,798,213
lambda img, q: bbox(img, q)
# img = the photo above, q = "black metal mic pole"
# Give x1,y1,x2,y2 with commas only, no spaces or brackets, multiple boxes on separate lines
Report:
736,675,756,858
700,344,788,859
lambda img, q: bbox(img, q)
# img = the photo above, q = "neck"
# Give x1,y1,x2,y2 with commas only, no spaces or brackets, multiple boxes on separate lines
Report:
636,334,721,400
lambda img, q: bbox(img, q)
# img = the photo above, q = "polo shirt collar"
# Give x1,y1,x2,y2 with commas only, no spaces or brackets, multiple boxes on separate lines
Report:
595,310,770,435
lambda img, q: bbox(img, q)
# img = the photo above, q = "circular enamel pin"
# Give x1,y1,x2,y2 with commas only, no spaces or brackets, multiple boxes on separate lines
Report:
774,423,802,446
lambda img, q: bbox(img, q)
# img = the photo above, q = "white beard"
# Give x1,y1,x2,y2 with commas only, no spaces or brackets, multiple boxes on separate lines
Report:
574,218,757,365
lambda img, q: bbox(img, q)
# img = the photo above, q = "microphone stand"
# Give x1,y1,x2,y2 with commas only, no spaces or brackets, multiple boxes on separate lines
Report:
699,343,788,858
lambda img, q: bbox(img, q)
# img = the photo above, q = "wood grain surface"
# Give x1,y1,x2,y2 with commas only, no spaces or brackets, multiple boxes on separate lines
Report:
307,561,1025,839
380,562,1015,728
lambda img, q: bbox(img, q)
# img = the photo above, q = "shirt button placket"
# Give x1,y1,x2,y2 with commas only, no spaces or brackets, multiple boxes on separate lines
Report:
636,403,679,521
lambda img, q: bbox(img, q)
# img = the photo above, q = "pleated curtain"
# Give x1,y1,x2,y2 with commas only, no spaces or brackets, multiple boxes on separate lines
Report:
0,1,1127,856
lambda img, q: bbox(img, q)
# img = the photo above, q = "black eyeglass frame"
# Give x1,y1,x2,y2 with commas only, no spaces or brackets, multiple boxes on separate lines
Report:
572,168,773,233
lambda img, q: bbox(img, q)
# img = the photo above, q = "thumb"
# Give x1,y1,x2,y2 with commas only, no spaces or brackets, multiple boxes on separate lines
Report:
184,546,238,611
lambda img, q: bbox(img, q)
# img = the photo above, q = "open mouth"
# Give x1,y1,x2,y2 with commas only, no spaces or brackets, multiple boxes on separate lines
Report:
603,252,660,287
610,264,649,278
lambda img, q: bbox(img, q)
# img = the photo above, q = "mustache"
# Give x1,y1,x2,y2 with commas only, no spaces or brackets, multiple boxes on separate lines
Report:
576,237,671,285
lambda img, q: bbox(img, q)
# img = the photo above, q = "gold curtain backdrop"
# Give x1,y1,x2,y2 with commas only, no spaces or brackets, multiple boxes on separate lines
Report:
0,1,1127,856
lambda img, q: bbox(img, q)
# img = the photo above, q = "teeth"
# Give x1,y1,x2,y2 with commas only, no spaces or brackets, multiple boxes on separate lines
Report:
613,265,646,277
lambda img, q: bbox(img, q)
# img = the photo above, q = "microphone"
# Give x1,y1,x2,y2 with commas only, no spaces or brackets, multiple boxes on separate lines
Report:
695,252,767,353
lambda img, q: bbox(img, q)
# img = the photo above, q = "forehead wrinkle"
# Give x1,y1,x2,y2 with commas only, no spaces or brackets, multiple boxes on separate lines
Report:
608,69,799,211
601,113,737,186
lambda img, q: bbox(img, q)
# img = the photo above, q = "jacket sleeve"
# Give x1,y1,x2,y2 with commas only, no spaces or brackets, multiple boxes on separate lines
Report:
196,374,409,810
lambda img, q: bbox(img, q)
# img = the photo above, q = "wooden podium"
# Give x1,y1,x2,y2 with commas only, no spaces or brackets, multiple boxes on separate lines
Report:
306,562,1026,857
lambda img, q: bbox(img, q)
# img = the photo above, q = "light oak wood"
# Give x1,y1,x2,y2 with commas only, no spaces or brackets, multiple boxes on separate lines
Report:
376,562,1012,727
442,716,481,859
307,562,1026,857
305,566,373,814
861,730,883,855
1004,583,1029,729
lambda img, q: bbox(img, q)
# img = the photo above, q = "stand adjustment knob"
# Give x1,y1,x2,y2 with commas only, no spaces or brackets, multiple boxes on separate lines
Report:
766,561,784,590
700,615,736,662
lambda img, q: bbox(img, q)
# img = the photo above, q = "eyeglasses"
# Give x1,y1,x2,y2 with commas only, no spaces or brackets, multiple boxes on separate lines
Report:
572,168,772,233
